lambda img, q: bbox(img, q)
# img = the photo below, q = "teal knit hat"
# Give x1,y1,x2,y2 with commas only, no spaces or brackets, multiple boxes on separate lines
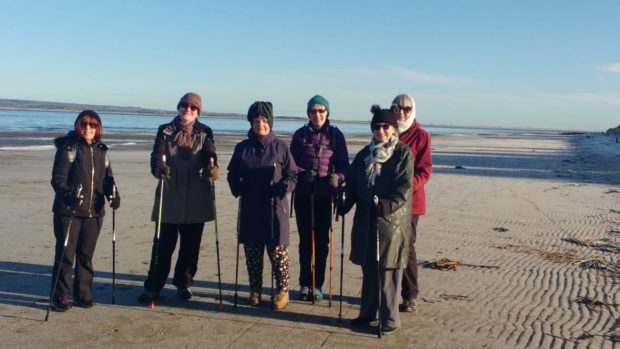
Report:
306,95,330,118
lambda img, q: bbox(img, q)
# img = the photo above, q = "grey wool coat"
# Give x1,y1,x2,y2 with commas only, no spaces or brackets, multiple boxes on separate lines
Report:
341,141,413,268
150,119,216,224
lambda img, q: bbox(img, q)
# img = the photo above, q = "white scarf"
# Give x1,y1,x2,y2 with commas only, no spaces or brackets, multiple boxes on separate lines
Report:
397,114,415,134
364,135,398,187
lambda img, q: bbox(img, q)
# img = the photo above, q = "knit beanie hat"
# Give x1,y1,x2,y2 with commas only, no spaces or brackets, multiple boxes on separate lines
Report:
247,101,274,128
306,95,330,118
370,105,398,131
177,92,202,114
75,109,102,126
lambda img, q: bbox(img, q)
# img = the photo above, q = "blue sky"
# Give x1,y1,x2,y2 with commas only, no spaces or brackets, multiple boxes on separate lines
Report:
1,0,618,131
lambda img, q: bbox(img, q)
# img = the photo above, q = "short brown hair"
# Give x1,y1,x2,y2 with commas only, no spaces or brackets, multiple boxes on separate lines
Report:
74,110,103,142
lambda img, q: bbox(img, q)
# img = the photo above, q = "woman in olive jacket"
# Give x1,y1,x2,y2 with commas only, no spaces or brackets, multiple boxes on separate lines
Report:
339,105,413,335
139,92,218,303
50,110,120,311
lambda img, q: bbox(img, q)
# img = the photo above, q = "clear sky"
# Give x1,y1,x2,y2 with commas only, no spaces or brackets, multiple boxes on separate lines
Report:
1,0,618,131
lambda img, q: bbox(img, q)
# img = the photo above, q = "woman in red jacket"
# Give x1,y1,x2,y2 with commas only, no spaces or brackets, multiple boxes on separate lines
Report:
391,93,432,313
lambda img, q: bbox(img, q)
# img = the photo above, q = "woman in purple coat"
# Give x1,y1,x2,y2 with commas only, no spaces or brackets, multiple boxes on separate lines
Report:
227,101,297,310
290,95,349,301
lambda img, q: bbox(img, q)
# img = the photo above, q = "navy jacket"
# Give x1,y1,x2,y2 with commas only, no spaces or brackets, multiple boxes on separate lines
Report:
227,131,297,246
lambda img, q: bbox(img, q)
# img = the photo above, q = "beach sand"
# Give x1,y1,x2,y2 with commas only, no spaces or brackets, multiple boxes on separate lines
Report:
1,132,620,348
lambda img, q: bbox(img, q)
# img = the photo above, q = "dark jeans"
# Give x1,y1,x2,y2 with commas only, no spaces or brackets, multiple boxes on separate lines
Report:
294,193,333,289
52,214,102,302
401,215,419,301
144,223,204,292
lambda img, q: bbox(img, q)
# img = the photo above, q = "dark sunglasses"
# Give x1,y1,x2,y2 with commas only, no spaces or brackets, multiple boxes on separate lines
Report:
309,108,327,114
372,124,392,131
180,103,199,112
397,105,412,113
78,121,98,129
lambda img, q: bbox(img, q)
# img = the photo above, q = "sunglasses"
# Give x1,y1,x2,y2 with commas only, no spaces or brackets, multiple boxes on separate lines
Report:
78,121,98,129
397,105,412,113
372,124,392,131
309,108,327,114
180,103,199,112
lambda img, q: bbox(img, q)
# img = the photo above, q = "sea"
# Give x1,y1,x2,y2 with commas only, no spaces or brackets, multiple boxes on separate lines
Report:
0,109,563,150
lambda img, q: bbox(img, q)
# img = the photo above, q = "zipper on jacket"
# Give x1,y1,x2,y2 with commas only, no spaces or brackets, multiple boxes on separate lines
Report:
88,145,95,217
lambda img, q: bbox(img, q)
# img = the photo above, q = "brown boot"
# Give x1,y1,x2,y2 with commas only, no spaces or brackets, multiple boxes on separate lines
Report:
273,291,289,310
249,288,261,306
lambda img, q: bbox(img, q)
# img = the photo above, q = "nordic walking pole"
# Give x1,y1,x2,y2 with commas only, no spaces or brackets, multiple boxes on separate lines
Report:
310,193,316,305
150,155,166,309
210,158,224,310
270,162,276,310
234,194,242,308
373,195,382,338
112,184,117,305
338,191,346,326
329,194,335,308
46,184,82,321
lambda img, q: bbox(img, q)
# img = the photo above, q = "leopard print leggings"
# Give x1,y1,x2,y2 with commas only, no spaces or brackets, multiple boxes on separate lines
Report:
243,243,290,292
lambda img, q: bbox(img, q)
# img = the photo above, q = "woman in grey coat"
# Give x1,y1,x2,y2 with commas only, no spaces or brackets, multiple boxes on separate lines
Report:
139,92,218,303
339,105,413,335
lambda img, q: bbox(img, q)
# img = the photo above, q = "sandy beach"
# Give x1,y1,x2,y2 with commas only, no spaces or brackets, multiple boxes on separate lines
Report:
1,132,620,348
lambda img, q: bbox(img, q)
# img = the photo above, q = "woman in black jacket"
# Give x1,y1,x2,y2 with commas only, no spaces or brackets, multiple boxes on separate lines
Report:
50,110,120,311
227,101,297,310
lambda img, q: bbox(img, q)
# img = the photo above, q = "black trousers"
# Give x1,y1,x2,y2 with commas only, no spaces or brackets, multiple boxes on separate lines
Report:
294,193,333,289
401,215,419,300
52,214,102,302
144,223,204,293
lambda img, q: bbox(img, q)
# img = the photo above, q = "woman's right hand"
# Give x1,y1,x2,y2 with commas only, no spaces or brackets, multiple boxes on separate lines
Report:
154,162,171,179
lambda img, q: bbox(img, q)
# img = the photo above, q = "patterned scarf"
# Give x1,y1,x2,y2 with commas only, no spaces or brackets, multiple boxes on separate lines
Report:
364,135,398,187
173,116,196,159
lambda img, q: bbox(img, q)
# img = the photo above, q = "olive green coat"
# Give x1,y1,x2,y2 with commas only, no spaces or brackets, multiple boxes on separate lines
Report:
342,141,413,268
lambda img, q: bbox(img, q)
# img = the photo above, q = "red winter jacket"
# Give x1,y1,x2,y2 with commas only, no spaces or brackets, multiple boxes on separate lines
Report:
399,121,432,215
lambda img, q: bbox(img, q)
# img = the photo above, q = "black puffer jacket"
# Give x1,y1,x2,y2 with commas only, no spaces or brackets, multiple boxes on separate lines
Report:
51,131,116,217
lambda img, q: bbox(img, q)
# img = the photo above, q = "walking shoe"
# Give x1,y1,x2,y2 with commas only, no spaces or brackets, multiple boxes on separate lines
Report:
249,288,261,307
350,317,374,327
399,298,418,313
52,294,72,312
138,290,159,304
380,325,400,335
312,288,323,301
75,299,94,308
177,288,193,300
273,291,289,310
298,286,310,301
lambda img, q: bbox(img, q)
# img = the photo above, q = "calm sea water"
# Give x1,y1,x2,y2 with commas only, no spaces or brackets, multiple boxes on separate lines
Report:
0,109,561,149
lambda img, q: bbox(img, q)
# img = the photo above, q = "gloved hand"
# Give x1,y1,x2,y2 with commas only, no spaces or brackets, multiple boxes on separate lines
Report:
302,170,317,184
63,187,84,210
330,173,341,188
108,188,121,210
270,181,288,199
374,199,391,218
336,195,347,216
209,165,219,181
154,162,171,180
230,177,248,198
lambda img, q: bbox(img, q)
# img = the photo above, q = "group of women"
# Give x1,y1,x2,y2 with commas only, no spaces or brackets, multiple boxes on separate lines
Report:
49,92,431,336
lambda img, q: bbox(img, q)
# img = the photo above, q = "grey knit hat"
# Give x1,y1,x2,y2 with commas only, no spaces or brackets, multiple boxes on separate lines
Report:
177,92,202,114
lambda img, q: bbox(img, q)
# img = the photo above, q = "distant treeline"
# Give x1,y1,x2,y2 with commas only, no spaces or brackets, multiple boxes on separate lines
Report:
0,98,312,121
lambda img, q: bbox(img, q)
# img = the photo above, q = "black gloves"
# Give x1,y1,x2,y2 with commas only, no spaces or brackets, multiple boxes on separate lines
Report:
63,186,84,210
230,178,248,198
154,162,171,179
270,181,288,199
103,179,121,210
374,199,391,218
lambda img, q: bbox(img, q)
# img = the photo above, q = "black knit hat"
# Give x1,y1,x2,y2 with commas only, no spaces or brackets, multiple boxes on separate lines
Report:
247,101,274,128
370,104,398,131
